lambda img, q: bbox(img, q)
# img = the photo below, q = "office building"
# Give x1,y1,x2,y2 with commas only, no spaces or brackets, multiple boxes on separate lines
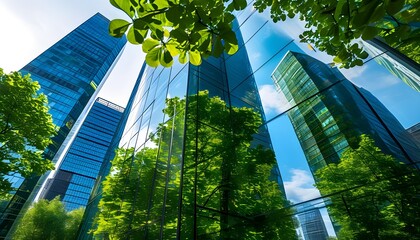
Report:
297,205,329,240
38,98,124,211
362,38,420,92
272,51,419,175
407,123,420,148
77,65,145,238
0,13,126,238
79,21,295,239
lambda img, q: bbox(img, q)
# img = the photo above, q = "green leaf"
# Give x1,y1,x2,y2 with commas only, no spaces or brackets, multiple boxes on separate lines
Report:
359,51,369,59
351,1,377,28
145,47,161,67
189,50,202,65
222,29,238,45
179,50,187,64
160,49,173,67
110,0,135,18
334,0,346,20
353,59,364,66
230,0,247,11
109,19,131,38
170,28,188,42
333,55,343,63
166,41,180,56
133,18,149,30
127,26,147,44
225,42,238,55
369,4,386,23
142,38,160,53
213,36,224,57
166,5,183,23
153,0,171,9
361,26,379,40
386,0,405,15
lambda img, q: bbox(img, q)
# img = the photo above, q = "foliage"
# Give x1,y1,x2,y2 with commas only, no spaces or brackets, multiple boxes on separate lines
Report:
13,197,84,240
254,0,420,68
93,91,297,239
65,207,85,239
0,69,56,198
315,135,420,239
110,0,419,68
108,0,243,67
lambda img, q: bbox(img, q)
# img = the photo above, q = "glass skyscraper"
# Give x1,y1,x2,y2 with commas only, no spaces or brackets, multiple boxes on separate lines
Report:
272,51,419,176
362,38,420,92
297,205,329,240
0,13,126,238
271,51,420,238
79,21,295,240
38,98,124,211
407,123,420,148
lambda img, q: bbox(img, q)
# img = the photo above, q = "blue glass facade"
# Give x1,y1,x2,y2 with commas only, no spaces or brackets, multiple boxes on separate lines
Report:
76,4,420,239
272,51,420,175
0,13,126,238
297,205,329,240
362,38,420,92
38,98,124,211
21,13,126,158
272,51,420,236
79,21,294,239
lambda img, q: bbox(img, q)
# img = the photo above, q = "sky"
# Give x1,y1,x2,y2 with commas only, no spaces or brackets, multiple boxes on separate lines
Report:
1,1,419,236
0,0,143,107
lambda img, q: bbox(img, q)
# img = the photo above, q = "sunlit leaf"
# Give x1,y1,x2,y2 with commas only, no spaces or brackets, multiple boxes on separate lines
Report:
145,47,161,67
142,38,160,53
189,50,202,65
109,19,131,38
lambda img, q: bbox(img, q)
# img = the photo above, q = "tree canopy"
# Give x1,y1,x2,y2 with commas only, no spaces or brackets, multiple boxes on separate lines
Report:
92,91,297,239
13,197,84,240
315,135,420,239
109,0,419,68
0,69,56,198
254,0,420,68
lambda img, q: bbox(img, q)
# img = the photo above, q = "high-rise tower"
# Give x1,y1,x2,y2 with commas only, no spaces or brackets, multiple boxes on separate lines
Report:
362,38,420,92
272,51,419,176
0,13,126,238
78,21,295,239
38,98,124,211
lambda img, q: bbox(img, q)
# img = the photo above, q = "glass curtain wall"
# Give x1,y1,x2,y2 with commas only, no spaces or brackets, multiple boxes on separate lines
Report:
86,19,295,239
38,98,124,211
0,13,126,238
82,3,420,240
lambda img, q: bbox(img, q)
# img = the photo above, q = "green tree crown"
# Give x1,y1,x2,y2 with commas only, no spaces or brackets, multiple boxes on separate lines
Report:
315,134,420,239
13,197,84,240
0,69,56,198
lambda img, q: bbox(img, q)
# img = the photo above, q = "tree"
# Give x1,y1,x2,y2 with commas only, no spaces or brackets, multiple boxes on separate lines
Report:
109,0,419,68
13,197,84,240
0,69,56,198
315,135,420,239
254,0,420,68
92,91,297,239
65,207,85,239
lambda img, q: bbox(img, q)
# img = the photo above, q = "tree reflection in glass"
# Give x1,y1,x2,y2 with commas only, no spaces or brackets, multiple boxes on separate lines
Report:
92,91,297,239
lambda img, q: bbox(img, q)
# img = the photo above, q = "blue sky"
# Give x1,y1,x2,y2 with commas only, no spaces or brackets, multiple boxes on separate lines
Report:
1,1,419,236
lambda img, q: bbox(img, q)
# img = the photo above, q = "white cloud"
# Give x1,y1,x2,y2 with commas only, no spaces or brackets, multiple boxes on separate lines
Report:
250,51,261,62
283,169,321,203
258,84,292,114
341,64,368,80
